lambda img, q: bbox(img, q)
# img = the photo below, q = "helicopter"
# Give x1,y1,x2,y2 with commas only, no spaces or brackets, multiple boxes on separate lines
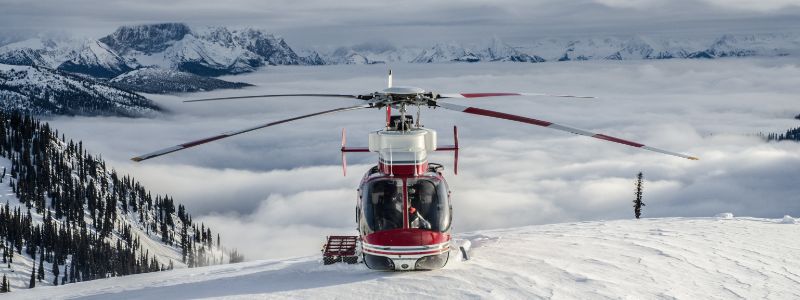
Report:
132,70,698,271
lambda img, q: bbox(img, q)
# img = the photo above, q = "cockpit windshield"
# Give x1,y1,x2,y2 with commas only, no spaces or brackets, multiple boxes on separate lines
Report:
407,178,450,232
360,177,451,234
362,179,404,233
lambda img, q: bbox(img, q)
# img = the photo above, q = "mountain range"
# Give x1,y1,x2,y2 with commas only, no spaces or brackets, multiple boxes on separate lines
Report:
319,34,799,64
0,23,798,117
1,24,798,76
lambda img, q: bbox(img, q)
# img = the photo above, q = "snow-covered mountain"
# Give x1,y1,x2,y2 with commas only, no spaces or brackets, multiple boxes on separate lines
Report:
10,216,800,299
0,38,76,68
321,33,800,64
0,23,323,78
0,64,160,116
109,67,251,94
411,43,481,63
98,23,191,55
101,24,322,76
57,40,136,78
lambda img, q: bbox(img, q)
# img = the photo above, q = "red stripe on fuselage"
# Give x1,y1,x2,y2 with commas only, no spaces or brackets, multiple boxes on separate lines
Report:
463,107,552,127
364,228,450,247
592,134,644,147
362,247,449,256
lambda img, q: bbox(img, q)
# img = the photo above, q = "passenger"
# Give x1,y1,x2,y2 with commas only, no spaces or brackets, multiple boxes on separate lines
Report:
413,181,436,213
409,206,432,230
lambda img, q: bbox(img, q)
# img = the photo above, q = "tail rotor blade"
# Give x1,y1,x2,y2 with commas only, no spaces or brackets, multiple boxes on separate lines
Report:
183,94,368,103
132,103,374,162
438,93,595,99
435,101,698,160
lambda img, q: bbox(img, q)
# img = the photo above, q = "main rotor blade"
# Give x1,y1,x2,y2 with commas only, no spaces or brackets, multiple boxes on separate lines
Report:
131,103,374,162
436,101,698,160
438,93,595,99
184,94,365,103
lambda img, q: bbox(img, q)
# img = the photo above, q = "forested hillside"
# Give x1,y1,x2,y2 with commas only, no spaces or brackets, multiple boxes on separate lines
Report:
0,112,240,293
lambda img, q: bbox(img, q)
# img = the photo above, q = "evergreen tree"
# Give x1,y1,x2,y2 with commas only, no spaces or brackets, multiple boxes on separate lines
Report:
633,172,645,219
1,274,7,293
229,248,245,264
29,263,36,288
37,253,45,281
52,259,60,286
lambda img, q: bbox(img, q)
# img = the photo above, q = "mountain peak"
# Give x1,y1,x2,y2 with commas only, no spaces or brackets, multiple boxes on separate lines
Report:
100,23,191,54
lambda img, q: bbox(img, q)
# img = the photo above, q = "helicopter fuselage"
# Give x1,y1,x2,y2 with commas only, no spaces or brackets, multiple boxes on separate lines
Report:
352,124,455,271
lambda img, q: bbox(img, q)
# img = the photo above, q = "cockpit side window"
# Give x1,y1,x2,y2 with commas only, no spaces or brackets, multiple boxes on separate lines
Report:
407,178,450,232
362,179,404,233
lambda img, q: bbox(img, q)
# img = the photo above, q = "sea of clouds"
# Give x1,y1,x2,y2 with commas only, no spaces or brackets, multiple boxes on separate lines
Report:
47,58,800,260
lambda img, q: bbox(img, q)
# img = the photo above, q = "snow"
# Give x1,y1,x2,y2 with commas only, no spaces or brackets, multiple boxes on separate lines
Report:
715,212,734,219
11,217,800,299
0,38,48,51
780,215,797,224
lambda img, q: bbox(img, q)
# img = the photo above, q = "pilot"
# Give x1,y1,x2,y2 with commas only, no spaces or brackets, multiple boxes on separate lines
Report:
408,181,435,230
376,181,402,230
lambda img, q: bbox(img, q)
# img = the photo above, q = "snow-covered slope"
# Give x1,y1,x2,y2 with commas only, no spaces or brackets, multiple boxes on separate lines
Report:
57,40,136,78
0,114,233,293
0,64,160,116
109,67,251,93
0,38,77,68
12,217,800,299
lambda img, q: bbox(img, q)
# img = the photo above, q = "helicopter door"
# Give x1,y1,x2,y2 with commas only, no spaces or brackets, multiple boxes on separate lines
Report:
361,178,404,234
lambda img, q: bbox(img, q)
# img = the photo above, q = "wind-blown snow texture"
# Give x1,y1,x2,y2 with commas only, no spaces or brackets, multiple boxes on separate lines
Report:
11,217,800,299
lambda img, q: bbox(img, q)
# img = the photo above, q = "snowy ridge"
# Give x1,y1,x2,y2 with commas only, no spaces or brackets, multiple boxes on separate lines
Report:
108,67,251,93
0,64,160,116
57,40,136,78
320,33,800,64
11,217,800,299
105,24,320,76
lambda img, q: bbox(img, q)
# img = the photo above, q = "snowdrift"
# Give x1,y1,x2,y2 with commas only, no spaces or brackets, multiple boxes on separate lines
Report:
14,217,800,299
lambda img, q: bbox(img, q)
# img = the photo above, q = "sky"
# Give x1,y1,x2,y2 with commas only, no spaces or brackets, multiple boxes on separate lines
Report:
2,0,800,47
46,58,800,260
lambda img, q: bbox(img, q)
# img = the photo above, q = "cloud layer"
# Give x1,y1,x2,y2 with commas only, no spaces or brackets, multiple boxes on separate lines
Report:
48,58,800,260
2,0,799,46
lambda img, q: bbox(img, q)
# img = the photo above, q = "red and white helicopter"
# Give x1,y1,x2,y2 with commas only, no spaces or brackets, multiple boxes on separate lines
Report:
132,70,697,271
